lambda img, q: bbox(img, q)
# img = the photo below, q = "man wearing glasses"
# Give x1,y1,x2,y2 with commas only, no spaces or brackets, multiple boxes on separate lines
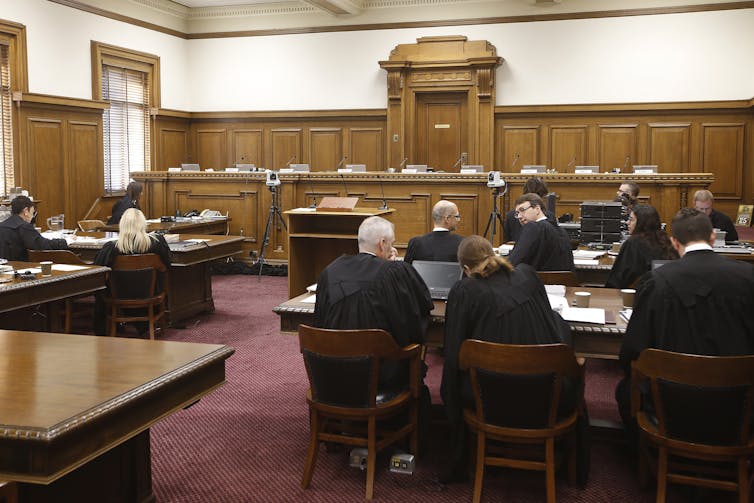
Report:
693,189,738,242
0,195,68,261
404,200,464,264
508,193,574,271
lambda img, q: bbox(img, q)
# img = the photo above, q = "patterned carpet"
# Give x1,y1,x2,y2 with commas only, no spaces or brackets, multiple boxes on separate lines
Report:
149,275,675,502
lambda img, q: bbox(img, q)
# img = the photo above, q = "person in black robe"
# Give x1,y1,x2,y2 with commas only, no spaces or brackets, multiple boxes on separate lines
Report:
440,235,587,484
693,189,738,241
93,208,171,335
314,215,433,388
605,204,678,289
615,208,754,446
0,196,68,261
503,177,557,242
107,181,143,225
508,193,574,271
404,200,463,264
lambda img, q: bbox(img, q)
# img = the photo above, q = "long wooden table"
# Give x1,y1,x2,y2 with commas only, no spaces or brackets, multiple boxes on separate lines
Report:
274,286,626,360
98,216,230,235
0,262,108,332
68,234,245,325
0,329,234,502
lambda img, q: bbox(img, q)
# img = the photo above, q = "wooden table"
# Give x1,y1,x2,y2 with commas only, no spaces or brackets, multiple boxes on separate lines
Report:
98,217,230,235
274,286,627,360
0,262,108,332
69,234,245,325
0,329,234,502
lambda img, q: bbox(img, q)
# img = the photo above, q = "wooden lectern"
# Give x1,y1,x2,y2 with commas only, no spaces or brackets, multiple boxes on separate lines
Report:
316,196,359,212
285,207,394,297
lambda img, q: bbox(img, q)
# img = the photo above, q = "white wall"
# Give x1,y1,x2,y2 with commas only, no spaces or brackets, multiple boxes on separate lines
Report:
2,0,753,111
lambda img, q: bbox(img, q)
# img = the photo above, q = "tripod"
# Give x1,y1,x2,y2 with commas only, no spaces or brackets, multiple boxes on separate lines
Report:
483,185,506,245
257,184,287,279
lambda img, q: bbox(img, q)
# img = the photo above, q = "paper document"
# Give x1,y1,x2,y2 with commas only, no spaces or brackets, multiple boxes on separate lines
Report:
52,264,89,271
547,294,569,312
572,249,606,260
560,307,606,324
17,267,41,274
301,294,317,304
292,207,317,212
544,284,566,297
496,244,514,256
619,309,632,323
574,259,600,266
306,283,317,293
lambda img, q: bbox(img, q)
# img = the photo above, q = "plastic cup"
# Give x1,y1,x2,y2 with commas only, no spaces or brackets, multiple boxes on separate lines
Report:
40,261,53,276
621,288,636,308
574,291,591,308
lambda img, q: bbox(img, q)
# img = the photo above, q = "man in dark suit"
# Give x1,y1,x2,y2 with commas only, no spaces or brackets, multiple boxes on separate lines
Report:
404,200,463,264
508,193,574,271
693,189,738,242
615,207,754,442
0,196,68,261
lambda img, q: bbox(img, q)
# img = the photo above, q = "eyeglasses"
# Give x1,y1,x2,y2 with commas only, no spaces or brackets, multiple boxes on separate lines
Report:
514,205,532,216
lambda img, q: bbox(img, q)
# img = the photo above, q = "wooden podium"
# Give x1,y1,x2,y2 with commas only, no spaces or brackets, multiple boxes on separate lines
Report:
285,207,394,297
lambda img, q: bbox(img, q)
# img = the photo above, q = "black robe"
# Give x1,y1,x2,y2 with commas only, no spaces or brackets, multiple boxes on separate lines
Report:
503,208,557,242
107,196,139,225
404,230,463,264
508,219,574,271
616,250,754,444
441,264,576,482
92,234,172,335
604,236,677,289
709,209,738,241
314,253,433,386
0,214,68,261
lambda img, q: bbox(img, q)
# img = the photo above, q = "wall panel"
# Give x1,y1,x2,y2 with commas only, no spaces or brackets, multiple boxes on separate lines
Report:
701,123,745,199
68,121,101,221
232,129,263,166
648,123,690,173
550,126,588,171
597,125,638,171
195,129,227,170
270,129,302,171
27,118,65,218
500,126,539,168
309,128,342,172
349,128,383,172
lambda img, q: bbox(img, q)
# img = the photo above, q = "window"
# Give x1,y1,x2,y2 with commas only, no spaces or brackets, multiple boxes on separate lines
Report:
0,20,27,197
92,42,160,193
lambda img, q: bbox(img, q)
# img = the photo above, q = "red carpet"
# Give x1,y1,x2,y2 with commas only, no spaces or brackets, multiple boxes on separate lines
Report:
149,275,679,502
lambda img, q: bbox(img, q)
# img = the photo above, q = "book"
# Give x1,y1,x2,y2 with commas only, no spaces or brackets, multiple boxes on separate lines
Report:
735,205,754,227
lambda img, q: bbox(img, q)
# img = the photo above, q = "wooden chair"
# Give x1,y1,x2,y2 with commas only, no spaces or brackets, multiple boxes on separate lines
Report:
28,249,92,333
78,219,106,232
631,349,754,502
0,481,17,503
103,254,167,340
537,270,581,287
298,324,422,500
459,340,585,503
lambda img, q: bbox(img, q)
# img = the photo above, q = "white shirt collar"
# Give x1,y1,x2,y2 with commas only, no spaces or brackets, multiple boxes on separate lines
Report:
684,242,713,254
536,215,547,222
432,227,450,232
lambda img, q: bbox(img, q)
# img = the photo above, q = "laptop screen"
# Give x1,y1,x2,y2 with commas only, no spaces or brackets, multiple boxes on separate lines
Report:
411,260,462,300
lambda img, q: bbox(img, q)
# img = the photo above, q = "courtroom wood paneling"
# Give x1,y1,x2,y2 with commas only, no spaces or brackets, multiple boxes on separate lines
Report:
349,128,383,171
309,128,342,171
648,123,690,172
232,129,263,166
68,121,102,222
195,128,227,170
500,125,540,168
701,123,745,199
550,125,588,172
270,129,302,171
597,124,638,171
415,92,468,170
26,118,65,220
154,115,190,170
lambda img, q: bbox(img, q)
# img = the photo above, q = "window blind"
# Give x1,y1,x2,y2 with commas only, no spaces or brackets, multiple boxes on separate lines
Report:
102,64,150,193
0,43,13,196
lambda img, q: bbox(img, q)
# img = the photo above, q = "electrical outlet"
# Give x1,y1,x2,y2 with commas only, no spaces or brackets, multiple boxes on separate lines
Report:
392,134,399,142
389,453,415,475
349,448,368,470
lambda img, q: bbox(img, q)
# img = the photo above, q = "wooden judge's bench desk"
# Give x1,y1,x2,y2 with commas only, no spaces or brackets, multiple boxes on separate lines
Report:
131,171,713,263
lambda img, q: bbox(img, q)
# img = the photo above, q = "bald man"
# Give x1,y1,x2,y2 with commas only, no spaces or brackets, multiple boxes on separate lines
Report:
404,200,464,264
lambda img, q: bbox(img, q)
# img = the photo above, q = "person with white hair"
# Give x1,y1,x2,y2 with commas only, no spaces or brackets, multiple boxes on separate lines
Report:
404,200,464,264
314,215,433,387
693,189,738,242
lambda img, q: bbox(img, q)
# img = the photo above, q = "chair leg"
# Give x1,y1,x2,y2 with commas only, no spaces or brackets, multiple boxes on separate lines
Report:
472,432,485,503
638,433,649,489
567,429,577,486
109,310,118,337
738,456,748,503
148,308,155,340
545,437,556,503
656,447,667,503
64,299,73,334
301,408,320,490
410,399,419,458
366,417,376,500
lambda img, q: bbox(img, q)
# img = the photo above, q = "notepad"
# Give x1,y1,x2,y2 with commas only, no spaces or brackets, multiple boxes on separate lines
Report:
560,306,606,324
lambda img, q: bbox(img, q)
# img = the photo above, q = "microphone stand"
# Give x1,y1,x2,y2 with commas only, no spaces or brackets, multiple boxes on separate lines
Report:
376,174,389,210
340,173,350,197
307,174,317,209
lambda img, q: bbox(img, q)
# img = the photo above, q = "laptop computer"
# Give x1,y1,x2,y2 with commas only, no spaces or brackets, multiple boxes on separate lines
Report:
411,260,462,301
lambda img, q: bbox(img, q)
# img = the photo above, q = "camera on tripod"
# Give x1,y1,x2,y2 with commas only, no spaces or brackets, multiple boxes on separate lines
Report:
266,170,281,187
487,171,506,188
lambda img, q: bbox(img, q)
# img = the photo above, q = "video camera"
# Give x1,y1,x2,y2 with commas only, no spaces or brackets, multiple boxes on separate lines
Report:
266,170,281,187
487,171,506,189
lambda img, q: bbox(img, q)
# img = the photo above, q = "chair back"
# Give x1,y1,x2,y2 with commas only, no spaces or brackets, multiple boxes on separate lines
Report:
460,341,583,429
28,249,87,265
632,349,754,445
298,324,420,409
537,270,581,287
110,254,167,297
78,219,106,232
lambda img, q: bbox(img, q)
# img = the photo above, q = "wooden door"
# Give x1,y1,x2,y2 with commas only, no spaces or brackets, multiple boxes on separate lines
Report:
415,92,468,171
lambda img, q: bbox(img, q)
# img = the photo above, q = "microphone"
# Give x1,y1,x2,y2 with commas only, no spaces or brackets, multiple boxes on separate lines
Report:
336,155,348,170
340,173,350,197
623,155,630,171
398,157,408,170
306,173,317,209
566,157,576,170
510,153,520,170
284,155,296,168
376,174,389,210
450,154,464,170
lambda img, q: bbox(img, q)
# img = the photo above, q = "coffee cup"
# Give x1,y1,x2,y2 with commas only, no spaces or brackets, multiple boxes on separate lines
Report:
40,261,53,276
611,242,622,253
574,291,591,308
0,265,13,283
621,288,636,308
